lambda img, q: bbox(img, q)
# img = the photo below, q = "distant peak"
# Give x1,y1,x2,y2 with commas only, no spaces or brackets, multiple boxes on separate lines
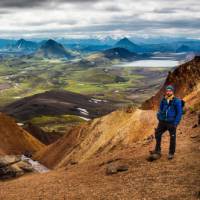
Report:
41,39,62,48
117,37,134,44
46,39,57,44
116,37,138,46
47,39,56,42
120,37,131,42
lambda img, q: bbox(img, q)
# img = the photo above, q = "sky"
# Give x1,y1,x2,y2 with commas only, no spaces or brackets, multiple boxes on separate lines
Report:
0,0,200,39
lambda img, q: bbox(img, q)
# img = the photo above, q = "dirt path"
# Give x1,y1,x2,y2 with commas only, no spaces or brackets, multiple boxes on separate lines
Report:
0,112,199,200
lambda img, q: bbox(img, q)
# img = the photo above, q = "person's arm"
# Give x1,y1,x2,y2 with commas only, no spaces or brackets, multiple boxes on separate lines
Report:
159,98,164,111
157,98,164,120
174,99,183,126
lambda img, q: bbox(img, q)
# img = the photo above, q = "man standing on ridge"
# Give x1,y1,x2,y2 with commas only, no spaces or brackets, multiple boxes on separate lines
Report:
150,85,183,160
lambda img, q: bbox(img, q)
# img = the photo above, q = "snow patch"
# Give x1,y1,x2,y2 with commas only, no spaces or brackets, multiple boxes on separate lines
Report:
21,155,50,173
89,98,108,104
17,123,24,126
79,116,91,121
77,108,89,116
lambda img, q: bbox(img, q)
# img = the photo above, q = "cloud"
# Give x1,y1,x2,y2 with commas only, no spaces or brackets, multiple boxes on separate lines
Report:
0,0,200,39
0,0,102,8
0,0,45,8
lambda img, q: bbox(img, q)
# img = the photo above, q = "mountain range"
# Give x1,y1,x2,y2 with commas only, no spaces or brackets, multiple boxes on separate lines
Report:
1,37,200,59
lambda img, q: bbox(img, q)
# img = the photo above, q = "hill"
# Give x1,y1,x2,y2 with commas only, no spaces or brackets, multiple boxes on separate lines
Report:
1,90,116,121
35,39,73,59
84,47,138,65
35,108,157,168
114,37,141,52
0,113,44,155
103,47,137,60
14,39,38,50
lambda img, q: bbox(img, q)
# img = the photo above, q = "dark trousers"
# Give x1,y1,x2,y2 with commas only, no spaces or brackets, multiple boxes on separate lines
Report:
154,121,177,155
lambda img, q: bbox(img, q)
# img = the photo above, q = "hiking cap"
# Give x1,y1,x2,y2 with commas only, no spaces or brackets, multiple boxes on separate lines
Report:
165,85,174,92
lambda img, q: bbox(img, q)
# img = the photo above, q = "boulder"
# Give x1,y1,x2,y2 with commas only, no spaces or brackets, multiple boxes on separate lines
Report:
17,161,34,172
0,155,33,180
106,163,129,175
0,155,21,167
106,165,118,175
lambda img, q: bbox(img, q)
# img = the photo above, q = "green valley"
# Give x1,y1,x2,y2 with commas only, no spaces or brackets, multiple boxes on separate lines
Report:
0,57,170,107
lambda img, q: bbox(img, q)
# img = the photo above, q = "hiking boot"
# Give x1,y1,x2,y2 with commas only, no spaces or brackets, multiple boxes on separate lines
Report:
147,151,161,162
167,154,174,160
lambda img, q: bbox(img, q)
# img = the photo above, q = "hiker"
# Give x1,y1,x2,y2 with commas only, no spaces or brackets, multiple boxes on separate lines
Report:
150,85,183,160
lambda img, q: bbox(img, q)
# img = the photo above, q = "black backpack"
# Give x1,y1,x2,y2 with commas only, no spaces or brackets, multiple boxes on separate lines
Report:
173,98,185,114
181,99,185,108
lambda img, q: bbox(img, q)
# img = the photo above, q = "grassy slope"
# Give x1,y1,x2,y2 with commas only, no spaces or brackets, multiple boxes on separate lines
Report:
0,58,170,107
28,114,85,133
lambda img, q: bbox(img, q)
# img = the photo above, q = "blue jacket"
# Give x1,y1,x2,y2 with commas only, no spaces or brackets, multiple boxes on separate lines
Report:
157,97,183,126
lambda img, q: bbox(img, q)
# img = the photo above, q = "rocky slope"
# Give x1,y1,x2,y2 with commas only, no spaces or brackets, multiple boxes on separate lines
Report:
36,108,157,168
0,113,45,155
0,101,199,199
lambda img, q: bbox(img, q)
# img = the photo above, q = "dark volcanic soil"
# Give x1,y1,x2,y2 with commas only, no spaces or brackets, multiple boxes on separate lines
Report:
0,90,117,121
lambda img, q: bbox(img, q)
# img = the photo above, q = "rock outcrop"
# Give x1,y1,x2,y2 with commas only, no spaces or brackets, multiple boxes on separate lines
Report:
0,155,49,180
0,155,32,180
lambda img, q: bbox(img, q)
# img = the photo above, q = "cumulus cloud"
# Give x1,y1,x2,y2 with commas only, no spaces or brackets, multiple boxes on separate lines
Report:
0,0,199,39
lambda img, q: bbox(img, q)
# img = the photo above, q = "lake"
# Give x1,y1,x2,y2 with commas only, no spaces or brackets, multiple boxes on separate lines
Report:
114,59,181,68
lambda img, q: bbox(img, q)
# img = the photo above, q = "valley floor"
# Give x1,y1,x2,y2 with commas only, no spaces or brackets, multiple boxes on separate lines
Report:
0,112,199,200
